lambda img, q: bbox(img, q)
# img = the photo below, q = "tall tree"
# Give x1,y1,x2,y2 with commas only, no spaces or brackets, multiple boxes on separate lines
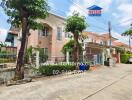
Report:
65,13,87,62
2,0,49,80
122,24,132,55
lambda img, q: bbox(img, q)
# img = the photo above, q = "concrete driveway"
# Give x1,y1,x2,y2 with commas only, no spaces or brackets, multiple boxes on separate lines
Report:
0,64,132,100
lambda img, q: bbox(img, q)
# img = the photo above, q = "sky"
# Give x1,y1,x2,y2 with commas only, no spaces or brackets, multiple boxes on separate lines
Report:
0,0,132,45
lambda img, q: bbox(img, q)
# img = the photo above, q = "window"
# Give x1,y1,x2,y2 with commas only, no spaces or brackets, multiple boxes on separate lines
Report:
39,27,49,37
103,41,107,45
100,41,103,45
65,33,69,38
65,32,72,38
57,27,62,40
44,48,48,55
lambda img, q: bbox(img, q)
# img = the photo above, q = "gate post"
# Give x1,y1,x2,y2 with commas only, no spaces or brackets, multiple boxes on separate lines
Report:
66,51,69,64
118,53,120,63
102,51,105,65
36,50,39,68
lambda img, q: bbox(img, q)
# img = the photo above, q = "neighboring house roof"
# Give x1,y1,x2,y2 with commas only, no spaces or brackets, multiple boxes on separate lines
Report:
112,41,131,49
5,29,18,43
5,13,65,37
8,30,18,35
5,33,15,43
82,31,100,37
100,33,118,41
82,32,114,41
87,5,102,10
50,12,65,20
113,41,125,46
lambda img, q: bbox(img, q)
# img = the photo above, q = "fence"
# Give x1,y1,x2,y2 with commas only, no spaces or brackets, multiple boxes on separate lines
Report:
0,53,16,63
0,46,17,64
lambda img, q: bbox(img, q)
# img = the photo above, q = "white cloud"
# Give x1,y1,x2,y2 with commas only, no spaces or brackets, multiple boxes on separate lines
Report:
67,0,112,16
117,4,132,27
112,13,119,18
0,28,8,42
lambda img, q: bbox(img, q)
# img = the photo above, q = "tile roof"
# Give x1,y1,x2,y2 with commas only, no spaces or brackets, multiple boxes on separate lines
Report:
112,41,130,48
8,30,18,35
100,33,118,41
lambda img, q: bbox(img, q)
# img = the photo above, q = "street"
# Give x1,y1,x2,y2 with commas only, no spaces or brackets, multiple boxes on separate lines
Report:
0,64,132,100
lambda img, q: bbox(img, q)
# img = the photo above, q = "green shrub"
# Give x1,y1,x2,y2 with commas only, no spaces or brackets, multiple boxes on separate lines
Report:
120,54,132,63
0,58,15,63
62,40,82,54
39,64,76,76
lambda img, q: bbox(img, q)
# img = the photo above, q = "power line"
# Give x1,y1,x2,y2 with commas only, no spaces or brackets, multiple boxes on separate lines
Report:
112,18,132,26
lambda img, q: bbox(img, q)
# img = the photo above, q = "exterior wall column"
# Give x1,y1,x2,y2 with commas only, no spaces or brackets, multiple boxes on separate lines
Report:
36,50,39,68
118,53,121,63
50,29,56,62
83,42,86,62
113,48,116,54
66,51,69,63
102,51,105,65
107,48,111,58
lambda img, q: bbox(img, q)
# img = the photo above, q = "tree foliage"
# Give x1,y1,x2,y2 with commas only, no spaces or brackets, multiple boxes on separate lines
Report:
2,0,50,29
62,40,82,54
122,24,132,37
115,47,125,53
0,42,7,47
122,24,132,55
65,12,87,34
65,12,87,62
2,0,50,79
122,30,132,37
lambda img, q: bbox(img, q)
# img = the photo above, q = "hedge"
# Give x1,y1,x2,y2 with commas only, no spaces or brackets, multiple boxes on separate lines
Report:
120,54,132,63
0,58,16,63
39,64,76,76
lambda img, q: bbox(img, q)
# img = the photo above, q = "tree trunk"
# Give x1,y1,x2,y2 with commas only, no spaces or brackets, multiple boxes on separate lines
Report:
73,34,79,62
15,17,29,80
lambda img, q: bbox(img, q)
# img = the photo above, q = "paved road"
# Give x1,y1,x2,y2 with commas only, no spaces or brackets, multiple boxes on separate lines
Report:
0,64,132,100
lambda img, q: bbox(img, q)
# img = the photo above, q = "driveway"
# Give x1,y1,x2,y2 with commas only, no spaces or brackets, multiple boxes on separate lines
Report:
0,64,132,100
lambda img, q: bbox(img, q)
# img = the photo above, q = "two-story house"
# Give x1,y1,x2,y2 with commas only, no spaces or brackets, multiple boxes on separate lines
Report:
6,13,120,64
81,32,118,65
17,13,71,62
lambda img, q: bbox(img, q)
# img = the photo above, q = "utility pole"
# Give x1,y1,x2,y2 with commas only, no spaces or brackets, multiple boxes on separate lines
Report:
108,21,112,58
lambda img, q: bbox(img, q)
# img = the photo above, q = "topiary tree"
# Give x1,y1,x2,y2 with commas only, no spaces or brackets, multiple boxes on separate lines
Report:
62,40,82,55
65,12,87,62
2,0,50,80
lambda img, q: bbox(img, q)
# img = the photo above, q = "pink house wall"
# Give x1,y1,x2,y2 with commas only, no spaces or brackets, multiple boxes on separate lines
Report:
25,13,70,61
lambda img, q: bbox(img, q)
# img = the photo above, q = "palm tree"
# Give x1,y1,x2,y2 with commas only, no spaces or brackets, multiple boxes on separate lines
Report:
122,24,132,55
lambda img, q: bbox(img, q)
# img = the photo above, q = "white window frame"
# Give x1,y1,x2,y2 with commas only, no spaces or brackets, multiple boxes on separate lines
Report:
57,27,62,40
39,27,49,37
